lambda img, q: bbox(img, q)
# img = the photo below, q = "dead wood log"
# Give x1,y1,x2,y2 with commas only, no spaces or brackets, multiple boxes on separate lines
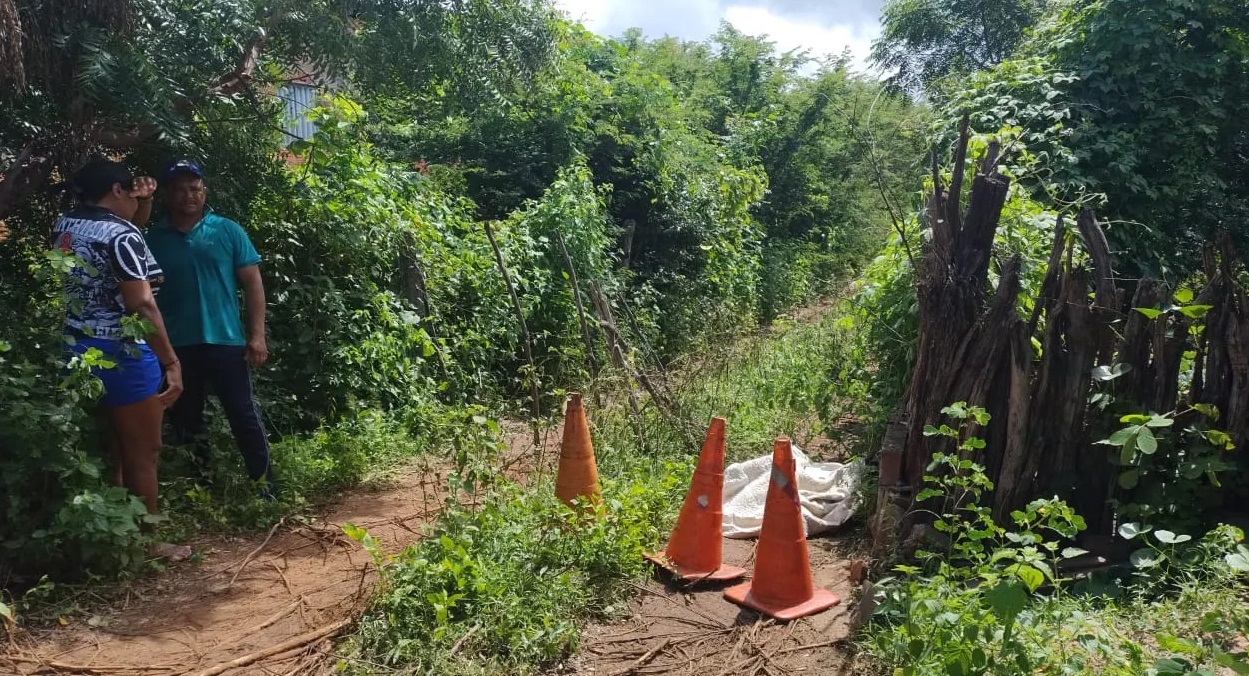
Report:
900,133,1012,493
1116,279,1165,399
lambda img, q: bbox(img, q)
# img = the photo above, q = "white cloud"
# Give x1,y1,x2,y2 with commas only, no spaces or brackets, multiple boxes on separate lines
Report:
554,0,611,33
553,0,882,75
723,5,879,73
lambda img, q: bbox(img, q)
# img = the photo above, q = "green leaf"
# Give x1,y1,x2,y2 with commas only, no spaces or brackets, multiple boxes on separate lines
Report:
1154,658,1192,674
1061,547,1090,559
1214,653,1249,676
1154,530,1191,545
1118,469,1140,489
1205,429,1235,450
1175,288,1195,304
1009,564,1046,592
1104,427,1135,446
1119,522,1150,539
1092,363,1132,381
1145,415,1174,428
1135,307,1165,320
1137,427,1158,455
1225,545,1249,572
1156,633,1203,656
1130,548,1163,568
1193,403,1220,420
1120,443,1137,466
1178,304,1213,319
985,580,1028,622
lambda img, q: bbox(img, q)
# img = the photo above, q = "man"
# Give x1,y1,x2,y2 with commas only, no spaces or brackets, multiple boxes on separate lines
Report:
144,159,276,499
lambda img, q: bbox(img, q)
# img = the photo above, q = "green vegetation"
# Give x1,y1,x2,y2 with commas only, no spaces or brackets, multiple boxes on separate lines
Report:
0,0,920,593
856,2,1249,674
865,405,1249,676
340,305,861,675
4,1,1249,674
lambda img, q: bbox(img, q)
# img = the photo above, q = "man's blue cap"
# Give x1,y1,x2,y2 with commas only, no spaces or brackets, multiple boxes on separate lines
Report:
162,158,204,181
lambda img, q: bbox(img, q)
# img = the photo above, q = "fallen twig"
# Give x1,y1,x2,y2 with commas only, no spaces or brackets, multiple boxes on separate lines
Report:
270,561,295,597
232,598,303,641
609,638,671,676
226,517,286,589
3,655,182,674
448,624,480,657
776,638,844,655
625,582,729,629
742,628,788,676
191,618,350,676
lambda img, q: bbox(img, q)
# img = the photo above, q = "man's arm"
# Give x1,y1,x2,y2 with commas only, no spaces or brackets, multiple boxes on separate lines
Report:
237,264,267,368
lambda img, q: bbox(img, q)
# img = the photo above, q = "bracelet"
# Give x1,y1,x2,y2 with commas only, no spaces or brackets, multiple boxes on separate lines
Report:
162,359,180,369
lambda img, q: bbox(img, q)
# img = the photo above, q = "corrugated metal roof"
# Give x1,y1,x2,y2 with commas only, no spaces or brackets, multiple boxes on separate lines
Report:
278,84,318,146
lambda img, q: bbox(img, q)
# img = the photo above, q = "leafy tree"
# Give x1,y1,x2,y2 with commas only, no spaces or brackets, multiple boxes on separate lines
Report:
871,0,1048,93
0,0,561,220
947,0,1249,277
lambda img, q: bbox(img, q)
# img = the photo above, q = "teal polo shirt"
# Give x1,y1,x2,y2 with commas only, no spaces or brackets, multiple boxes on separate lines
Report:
145,210,261,347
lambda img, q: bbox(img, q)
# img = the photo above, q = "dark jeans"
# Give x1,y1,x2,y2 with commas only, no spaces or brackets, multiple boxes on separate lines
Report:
170,344,276,498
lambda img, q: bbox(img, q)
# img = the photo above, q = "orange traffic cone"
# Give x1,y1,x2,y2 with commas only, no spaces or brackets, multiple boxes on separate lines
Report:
724,437,840,620
644,417,746,583
555,393,601,509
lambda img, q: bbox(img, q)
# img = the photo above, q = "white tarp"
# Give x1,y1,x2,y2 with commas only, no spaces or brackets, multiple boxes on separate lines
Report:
721,446,863,539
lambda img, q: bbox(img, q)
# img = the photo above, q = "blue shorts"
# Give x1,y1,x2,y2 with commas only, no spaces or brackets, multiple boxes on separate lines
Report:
67,335,162,407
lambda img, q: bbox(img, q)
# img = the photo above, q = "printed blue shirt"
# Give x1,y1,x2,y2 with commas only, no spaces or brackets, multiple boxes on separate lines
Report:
53,205,163,342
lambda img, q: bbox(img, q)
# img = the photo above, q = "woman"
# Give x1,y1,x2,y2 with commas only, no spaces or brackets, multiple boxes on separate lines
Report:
54,159,191,562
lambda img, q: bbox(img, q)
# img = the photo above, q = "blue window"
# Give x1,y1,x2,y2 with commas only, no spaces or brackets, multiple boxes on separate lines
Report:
278,83,318,146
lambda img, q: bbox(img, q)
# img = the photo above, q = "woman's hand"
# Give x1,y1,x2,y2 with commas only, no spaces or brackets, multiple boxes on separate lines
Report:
159,361,184,408
130,176,158,201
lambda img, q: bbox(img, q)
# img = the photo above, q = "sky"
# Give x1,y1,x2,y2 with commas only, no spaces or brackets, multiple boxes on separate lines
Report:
552,0,885,73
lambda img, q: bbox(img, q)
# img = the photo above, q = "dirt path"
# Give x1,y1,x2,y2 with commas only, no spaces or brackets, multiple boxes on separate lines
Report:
4,421,561,676
573,534,872,676
4,458,442,676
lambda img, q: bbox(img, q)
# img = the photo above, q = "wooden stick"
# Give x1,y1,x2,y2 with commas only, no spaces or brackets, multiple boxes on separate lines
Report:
2,655,181,674
231,597,303,642
191,618,351,676
227,517,286,589
776,639,842,655
482,220,541,445
554,231,601,378
270,561,295,597
610,638,671,676
448,624,480,657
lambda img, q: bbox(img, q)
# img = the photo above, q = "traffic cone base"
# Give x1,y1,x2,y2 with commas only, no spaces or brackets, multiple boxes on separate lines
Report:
643,417,746,585
723,580,840,621
643,551,747,583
